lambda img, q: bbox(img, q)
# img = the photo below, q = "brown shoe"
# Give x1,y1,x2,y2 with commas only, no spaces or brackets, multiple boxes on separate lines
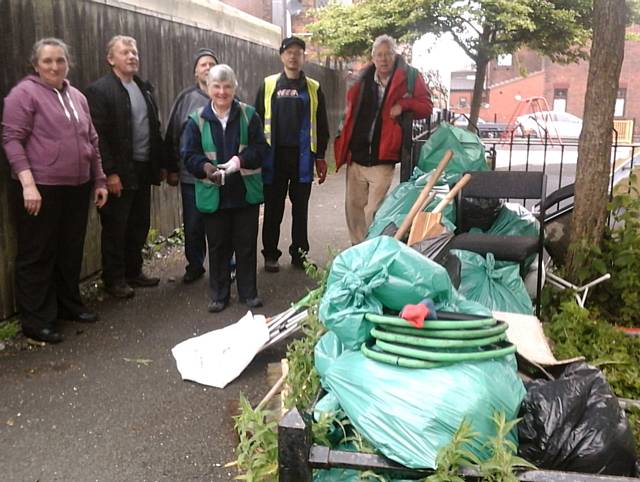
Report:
126,273,160,288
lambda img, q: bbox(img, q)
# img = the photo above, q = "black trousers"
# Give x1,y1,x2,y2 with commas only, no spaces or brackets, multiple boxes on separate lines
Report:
99,177,151,286
204,204,259,303
13,182,92,330
262,147,312,262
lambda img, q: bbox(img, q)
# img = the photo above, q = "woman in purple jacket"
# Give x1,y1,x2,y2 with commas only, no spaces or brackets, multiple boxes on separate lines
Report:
2,38,108,343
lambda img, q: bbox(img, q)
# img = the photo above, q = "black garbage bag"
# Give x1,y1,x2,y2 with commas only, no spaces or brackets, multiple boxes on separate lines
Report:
518,362,637,476
458,197,503,232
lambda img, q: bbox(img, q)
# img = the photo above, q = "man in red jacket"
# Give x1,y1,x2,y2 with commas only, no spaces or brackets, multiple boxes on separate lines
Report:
335,35,432,244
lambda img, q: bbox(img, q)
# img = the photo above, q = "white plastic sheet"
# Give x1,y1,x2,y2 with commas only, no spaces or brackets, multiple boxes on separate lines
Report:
171,311,270,388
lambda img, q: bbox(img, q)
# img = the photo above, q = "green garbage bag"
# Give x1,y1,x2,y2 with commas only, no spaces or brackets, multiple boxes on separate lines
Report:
320,350,525,469
366,168,455,240
417,123,488,185
482,202,539,238
451,250,534,314
315,331,344,378
319,236,458,350
470,202,540,270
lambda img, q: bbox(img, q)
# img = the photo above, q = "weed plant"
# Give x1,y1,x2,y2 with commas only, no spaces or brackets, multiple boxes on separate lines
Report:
232,394,278,482
544,300,640,400
0,319,20,341
567,180,640,327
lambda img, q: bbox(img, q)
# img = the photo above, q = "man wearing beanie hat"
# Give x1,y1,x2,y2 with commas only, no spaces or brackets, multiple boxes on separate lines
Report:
255,36,330,273
164,47,218,283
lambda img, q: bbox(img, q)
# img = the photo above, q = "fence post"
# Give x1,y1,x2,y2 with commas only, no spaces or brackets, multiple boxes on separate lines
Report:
278,408,312,482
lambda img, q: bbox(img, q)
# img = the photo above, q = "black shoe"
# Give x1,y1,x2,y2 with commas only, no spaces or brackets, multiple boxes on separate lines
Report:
208,300,227,313
242,297,263,309
59,309,99,323
105,282,135,299
126,273,160,287
183,269,204,284
23,327,64,344
264,259,280,273
292,257,316,270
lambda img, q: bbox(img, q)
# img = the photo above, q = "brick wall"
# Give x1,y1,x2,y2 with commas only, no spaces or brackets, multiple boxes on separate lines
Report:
482,72,545,123
219,0,272,22
486,50,543,86
452,35,640,139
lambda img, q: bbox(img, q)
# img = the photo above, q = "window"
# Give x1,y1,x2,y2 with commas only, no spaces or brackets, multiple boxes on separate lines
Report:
615,88,626,117
553,88,568,112
458,97,468,108
497,54,512,66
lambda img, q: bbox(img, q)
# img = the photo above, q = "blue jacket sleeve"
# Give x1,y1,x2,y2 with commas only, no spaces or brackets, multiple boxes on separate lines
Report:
238,112,270,170
181,118,209,179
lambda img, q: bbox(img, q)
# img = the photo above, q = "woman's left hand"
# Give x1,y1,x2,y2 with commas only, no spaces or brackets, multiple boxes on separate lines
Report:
94,187,109,208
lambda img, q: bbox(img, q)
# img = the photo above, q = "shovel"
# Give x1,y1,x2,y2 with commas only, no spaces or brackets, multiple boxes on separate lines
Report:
394,149,453,242
407,173,472,246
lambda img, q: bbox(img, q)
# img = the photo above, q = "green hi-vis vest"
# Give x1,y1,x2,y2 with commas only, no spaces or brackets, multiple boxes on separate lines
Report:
189,103,263,213
263,73,319,152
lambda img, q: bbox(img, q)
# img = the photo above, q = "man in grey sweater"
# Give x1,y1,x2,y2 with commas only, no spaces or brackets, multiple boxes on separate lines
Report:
164,48,218,283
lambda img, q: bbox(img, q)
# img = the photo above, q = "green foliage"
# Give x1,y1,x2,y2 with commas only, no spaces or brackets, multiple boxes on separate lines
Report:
142,227,185,259
544,300,640,399
596,183,640,326
477,413,535,482
309,0,591,62
233,260,329,480
0,319,20,341
233,394,279,482
422,413,534,482
425,419,480,482
566,183,640,326
284,263,328,410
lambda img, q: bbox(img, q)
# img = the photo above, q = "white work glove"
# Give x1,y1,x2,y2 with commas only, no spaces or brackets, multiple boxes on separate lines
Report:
218,156,241,174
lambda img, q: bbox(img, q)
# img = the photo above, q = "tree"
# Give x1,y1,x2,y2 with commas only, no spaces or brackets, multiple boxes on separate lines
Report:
308,0,592,126
565,0,626,279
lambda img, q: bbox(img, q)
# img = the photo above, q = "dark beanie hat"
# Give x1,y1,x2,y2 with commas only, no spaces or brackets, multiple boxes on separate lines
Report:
193,48,219,71
279,36,306,54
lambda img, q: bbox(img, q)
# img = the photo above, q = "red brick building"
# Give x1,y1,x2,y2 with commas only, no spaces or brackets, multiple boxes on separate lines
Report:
219,0,273,21
450,27,640,140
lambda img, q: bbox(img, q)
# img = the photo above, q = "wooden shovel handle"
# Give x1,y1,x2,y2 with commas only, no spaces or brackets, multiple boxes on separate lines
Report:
431,173,472,214
394,149,453,240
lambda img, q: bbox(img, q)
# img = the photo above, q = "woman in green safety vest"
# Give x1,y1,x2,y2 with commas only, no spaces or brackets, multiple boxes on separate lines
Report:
182,64,270,313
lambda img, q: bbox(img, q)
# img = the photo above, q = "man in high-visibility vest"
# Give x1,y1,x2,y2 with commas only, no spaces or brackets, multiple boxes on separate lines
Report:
255,36,330,273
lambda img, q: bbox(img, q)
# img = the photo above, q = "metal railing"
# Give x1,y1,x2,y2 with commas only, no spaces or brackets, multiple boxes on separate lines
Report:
403,116,639,220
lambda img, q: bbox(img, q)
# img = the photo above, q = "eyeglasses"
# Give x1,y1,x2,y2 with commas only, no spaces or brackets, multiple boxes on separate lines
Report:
373,52,394,60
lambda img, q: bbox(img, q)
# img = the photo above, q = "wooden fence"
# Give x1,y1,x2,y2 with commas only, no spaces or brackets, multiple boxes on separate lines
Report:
0,0,345,319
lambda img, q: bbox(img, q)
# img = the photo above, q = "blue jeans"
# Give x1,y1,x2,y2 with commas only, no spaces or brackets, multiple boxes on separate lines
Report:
181,182,207,275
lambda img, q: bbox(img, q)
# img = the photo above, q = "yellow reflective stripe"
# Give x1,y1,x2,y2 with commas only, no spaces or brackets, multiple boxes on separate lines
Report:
263,74,319,152
307,77,319,153
263,74,280,145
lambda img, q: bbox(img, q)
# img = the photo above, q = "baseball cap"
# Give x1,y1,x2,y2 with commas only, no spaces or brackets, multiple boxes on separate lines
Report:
279,36,306,54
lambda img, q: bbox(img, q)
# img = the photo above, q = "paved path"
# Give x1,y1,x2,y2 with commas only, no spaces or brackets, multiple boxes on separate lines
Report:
0,169,352,482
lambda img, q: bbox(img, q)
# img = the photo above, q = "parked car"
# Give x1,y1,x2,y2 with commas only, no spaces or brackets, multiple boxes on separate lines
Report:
516,111,583,139
452,115,507,138
453,115,485,128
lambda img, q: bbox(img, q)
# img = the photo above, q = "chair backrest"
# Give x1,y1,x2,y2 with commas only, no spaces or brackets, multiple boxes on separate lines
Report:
460,171,547,201
454,170,548,317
